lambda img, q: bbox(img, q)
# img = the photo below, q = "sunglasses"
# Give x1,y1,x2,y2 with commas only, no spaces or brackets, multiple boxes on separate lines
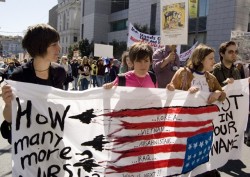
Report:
227,50,238,55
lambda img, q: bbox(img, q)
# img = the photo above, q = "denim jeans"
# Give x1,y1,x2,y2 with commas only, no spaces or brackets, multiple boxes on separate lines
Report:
73,76,78,90
81,78,89,90
96,75,104,87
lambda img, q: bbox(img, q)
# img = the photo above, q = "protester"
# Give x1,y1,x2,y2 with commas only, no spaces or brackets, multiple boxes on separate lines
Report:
119,51,133,74
1,23,66,143
212,41,241,87
60,55,72,90
78,56,91,90
96,58,105,87
152,45,180,88
167,44,226,104
167,44,225,177
90,59,98,88
103,57,111,84
70,58,80,90
109,59,120,82
3,60,16,79
212,41,250,148
103,42,157,89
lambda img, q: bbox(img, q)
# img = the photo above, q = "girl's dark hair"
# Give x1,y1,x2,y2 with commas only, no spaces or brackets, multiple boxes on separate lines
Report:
129,42,153,63
22,23,60,58
187,44,215,71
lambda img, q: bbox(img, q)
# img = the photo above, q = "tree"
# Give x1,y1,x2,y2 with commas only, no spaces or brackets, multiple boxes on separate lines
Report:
78,38,91,57
109,40,127,59
67,43,79,59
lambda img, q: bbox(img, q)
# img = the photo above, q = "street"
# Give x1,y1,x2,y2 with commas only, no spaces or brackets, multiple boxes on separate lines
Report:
0,82,250,177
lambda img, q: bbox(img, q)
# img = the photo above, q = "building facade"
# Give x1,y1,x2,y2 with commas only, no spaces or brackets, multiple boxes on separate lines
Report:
52,0,250,59
57,0,81,55
49,5,58,30
0,35,23,58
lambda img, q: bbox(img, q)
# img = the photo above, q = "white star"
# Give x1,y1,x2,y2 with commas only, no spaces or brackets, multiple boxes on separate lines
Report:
193,154,197,158
199,141,204,148
205,140,209,145
185,163,190,167
188,155,192,160
199,151,202,156
203,149,207,153
193,142,198,149
188,144,192,150
192,161,195,165
196,158,200,163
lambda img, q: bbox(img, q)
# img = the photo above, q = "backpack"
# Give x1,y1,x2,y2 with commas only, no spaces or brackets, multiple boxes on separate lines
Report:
118,71,157,87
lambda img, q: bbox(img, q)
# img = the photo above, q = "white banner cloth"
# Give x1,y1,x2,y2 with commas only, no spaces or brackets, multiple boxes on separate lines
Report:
9,79,249,177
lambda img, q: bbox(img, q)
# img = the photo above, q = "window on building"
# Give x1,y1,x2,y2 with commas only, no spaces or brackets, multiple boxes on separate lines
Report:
199,0,209,17
74,36,77,42
82,0,85,17
63,13,66,31
81,24,84,40
110,19,128,32
111,0,129,13
150,3,157,34
248,13,250,32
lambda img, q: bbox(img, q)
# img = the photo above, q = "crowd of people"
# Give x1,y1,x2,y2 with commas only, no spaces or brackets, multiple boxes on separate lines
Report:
1,23,250,177
41,54,126,91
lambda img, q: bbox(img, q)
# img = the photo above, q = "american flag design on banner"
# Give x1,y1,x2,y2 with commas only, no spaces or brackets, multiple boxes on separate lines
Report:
98,105,218,176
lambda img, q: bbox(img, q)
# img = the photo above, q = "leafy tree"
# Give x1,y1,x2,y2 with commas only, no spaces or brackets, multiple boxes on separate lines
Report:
67,43,79,59
67,45,73,59
109,40,127,59
79,38,91,57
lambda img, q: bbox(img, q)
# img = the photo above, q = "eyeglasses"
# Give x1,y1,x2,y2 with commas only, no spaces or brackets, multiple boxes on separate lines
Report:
227,50,238,55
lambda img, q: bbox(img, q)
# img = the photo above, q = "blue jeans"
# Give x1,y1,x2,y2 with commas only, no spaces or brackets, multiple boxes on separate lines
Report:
73,76,78,90
81,78,89,90
96,75,104,87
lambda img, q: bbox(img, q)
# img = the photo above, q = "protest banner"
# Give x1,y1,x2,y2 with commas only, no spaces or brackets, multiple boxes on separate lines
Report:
9,78,249,177
189,0,198,18
127,23,163,51
231,31,250,63
160,0,188,45
179,41,198,62
94,44,113,58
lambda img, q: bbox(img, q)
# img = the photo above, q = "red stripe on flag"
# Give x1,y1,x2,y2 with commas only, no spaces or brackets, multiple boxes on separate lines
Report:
106,159,184,173
111,144,186,163
120,119,212,130
103,105,219,118
113,126,213,145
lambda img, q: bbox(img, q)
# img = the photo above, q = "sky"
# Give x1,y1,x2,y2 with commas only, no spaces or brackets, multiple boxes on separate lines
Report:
0,0,58,36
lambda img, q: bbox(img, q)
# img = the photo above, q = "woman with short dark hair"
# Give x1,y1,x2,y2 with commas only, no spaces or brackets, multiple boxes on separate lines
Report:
1,23,66,124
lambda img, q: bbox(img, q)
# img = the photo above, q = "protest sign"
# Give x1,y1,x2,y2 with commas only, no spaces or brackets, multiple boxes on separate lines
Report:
9,79,249,177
